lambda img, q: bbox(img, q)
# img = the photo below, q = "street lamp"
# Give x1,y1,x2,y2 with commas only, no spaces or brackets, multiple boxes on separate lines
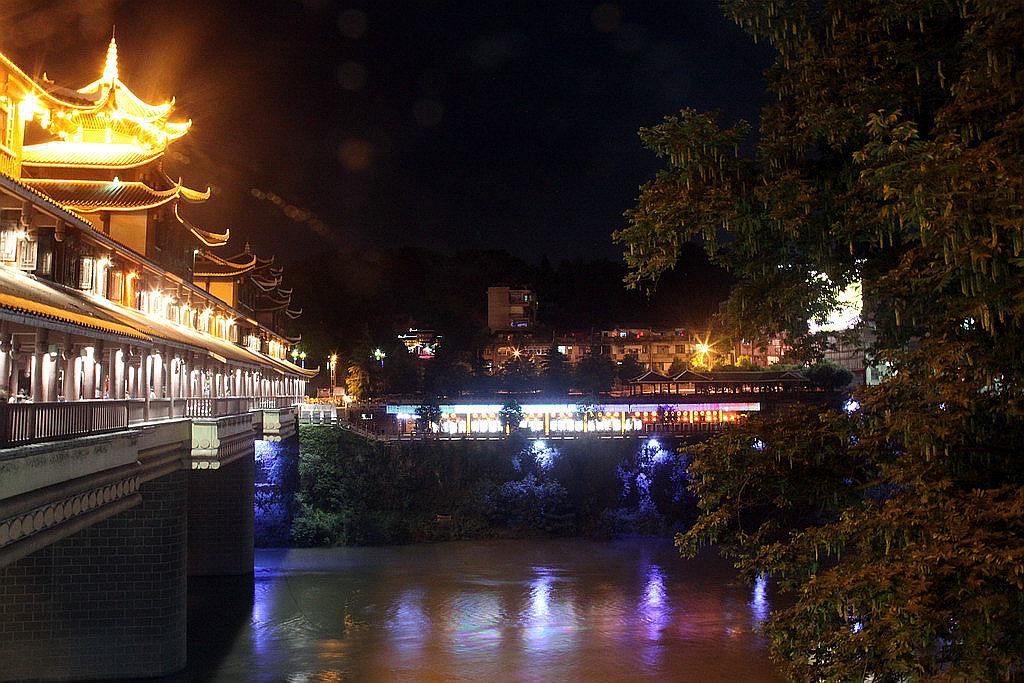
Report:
299,351,307,368
328,353,338,395
373,348,386,368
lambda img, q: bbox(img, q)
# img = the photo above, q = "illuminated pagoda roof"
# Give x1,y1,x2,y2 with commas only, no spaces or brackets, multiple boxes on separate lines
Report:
24,178,209,213
225,245,274,268
193,249,257,278
20,141,164,169
173,204,229,248
39,37,191,150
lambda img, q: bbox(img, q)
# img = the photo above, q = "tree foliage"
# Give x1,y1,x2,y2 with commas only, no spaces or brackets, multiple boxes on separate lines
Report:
617,0,1024,679
498,397,524,435
415,397,443,433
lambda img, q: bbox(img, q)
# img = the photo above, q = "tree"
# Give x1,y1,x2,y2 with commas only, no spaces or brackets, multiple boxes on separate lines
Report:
805,360,854,391
498,397,523,436
667,356,688,377
414,397,442,434
497,354,538,393
617,0,1024,679
540,346,570,395
345,363,369,400
572,351,615,394
616,354,645,383
423,347,470,397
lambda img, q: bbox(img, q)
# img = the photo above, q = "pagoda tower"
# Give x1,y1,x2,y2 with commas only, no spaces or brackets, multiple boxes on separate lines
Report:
17,37,229,277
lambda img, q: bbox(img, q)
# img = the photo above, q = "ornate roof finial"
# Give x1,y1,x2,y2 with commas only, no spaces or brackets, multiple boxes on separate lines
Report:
102,31,118,84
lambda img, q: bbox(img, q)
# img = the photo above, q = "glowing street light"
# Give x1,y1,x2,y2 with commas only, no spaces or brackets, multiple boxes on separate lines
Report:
373,348,386,367
328,353,338,394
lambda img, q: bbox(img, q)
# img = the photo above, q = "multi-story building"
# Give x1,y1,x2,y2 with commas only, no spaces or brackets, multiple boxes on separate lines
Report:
397,328,442,359
0,38,314,407
487,285,537,332
732,335,789,368
599,328,698,374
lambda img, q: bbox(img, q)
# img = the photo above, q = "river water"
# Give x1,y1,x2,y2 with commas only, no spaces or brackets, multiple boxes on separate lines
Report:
177,538,783,682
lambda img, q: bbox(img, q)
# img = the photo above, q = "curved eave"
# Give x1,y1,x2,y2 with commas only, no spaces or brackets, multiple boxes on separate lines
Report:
193,252,257,278
76,78,175,121
284,308,302,319
174,204,229,248
179,184,211,202
159,170,210,202
250,277,282,291
199,250,258,269
24,178,181,213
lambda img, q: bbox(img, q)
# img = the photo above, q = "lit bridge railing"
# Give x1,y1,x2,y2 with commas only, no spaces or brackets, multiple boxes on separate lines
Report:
0,400,130,447
0,397,300,448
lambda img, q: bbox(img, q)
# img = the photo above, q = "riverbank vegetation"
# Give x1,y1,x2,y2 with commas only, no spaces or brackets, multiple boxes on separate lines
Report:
290,426,694,546
618,0,1024,679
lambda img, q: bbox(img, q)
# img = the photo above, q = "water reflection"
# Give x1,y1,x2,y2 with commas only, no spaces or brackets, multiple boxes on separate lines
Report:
751,574,770,626
175,539,783,682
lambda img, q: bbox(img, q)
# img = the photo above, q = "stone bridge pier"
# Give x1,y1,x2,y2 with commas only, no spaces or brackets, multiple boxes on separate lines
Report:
0,406,296,679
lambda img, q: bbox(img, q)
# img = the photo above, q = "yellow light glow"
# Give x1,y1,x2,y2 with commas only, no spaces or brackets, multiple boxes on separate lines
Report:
19,95,40,120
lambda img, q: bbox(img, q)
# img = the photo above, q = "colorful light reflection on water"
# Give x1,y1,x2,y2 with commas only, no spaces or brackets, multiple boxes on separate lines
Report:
180,539,783,682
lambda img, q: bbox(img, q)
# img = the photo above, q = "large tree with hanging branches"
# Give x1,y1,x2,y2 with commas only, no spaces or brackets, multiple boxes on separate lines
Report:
615,0,1024,678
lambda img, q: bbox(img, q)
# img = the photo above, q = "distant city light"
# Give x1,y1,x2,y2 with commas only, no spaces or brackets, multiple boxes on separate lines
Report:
809,278,863,333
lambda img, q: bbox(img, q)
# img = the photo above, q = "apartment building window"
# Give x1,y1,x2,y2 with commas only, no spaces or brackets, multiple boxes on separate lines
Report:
656,345,669,354
675,345,686,354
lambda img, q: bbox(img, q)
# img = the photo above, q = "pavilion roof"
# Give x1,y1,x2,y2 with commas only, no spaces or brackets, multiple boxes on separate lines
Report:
20,141,165,169
25,178,208,213
630,369,673,383
44,38,190,145
700,370,809,382
670,369,713,382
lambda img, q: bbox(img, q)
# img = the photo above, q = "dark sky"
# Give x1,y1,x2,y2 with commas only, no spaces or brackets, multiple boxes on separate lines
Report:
2,0,771,266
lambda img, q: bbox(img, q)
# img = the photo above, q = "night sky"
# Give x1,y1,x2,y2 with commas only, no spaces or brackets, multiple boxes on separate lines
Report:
2,0,771,266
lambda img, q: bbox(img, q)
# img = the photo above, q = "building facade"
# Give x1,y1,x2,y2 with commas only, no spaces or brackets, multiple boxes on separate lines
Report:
487,285,537,332
0,38,315,421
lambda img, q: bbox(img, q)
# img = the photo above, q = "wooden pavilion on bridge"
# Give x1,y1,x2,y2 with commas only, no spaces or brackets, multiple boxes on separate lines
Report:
626,369,818,397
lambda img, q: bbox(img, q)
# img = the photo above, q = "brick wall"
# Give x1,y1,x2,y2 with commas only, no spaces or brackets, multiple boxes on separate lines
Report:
0,470,188,679
187,448,255,576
